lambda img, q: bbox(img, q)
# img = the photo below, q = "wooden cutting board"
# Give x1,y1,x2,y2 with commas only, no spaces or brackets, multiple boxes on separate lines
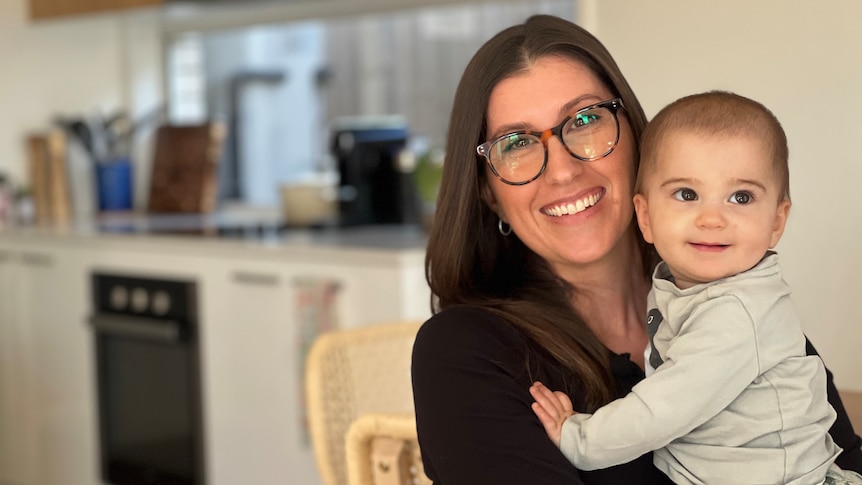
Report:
147,123,226,213
27,129,71,224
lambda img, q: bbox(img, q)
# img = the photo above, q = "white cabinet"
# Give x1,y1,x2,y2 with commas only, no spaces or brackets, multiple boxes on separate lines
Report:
0,230,429,485
0,243,100,485
200,259,317,485
23,247,99,485
0,246,36,485
198,255,428,485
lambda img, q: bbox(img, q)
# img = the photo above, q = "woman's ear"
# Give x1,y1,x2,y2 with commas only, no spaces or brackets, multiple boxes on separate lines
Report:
632,194,654,244
480,178,501,215
769,199,792,248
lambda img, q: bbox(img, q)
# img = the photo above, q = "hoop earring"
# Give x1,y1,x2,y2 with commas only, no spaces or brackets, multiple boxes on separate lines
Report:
498,219,513,236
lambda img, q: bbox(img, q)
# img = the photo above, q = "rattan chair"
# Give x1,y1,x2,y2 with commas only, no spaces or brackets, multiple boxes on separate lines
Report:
305,320,430,485
345,412,430,485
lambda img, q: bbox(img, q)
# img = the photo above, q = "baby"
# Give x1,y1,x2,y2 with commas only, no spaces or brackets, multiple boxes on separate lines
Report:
530,91,862,484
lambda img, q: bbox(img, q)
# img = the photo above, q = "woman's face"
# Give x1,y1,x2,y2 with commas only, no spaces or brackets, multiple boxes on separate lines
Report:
482,56,637,280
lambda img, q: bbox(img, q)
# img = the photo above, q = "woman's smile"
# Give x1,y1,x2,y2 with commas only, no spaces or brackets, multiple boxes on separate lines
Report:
542,189,604,217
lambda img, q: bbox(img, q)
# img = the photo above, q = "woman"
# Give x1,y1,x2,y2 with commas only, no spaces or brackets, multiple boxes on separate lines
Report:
410,14,862,484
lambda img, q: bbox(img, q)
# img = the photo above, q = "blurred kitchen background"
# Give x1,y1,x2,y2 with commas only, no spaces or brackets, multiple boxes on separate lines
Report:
168,0,576,210
0,0,577,228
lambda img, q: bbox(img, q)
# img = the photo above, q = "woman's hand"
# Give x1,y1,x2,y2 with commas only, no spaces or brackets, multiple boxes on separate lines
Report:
530,381,576,447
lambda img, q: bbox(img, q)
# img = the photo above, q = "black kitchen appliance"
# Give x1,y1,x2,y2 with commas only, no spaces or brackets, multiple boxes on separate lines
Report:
89,273,205,485
331,118,419,226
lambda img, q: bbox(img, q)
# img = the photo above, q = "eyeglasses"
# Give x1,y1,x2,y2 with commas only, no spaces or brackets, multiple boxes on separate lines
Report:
476,98,625,185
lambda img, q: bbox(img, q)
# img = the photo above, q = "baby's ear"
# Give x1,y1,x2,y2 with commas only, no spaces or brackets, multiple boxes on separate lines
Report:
769,199,791,248
633,194,654,243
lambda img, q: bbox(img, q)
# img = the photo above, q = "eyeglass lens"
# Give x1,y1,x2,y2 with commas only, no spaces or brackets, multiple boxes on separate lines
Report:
487,104,619,184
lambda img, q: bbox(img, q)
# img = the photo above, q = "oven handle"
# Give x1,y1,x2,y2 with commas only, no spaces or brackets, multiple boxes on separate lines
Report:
88,314,181,343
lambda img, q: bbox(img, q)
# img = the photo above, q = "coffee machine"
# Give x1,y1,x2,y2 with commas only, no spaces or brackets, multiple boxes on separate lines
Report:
331,117,419,227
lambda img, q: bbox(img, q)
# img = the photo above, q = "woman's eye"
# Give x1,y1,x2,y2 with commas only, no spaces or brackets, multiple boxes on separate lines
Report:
500,135,535,153
672,188,698,201
729,191,753,204
568,112,600,130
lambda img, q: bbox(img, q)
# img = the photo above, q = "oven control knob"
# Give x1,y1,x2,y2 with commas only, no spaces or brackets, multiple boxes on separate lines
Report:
110,285,129,311
152,290,172,316
131,287,149,313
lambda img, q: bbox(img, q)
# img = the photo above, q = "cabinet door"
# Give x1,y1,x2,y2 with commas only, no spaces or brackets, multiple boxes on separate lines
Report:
200,259,322,485
17,247,100,485
0,246,38,485
29,0,162,20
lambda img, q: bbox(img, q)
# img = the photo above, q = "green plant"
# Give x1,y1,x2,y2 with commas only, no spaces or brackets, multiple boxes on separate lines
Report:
414,148,444,204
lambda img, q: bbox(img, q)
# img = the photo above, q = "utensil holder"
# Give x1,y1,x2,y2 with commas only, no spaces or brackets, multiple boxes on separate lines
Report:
96,158,133,211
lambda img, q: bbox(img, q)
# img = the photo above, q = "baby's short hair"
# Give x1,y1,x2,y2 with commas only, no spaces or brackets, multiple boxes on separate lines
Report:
636,91,790,201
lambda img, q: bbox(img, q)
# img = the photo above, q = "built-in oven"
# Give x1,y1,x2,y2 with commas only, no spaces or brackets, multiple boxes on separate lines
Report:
89,273,205,485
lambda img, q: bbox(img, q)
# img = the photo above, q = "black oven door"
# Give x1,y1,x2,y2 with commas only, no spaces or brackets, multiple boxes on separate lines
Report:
90,274,204,485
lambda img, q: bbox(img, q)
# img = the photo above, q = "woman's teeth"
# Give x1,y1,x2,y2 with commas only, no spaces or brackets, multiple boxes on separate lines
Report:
543,193,600,217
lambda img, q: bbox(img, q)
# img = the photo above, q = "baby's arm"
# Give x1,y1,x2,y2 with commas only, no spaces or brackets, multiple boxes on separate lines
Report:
529,381,575,447
538,297,761,470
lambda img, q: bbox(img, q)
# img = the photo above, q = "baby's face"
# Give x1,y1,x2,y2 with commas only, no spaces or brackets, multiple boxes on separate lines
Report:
633,132,790,289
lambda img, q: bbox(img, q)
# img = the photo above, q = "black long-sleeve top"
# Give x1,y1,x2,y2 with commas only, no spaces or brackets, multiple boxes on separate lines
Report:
411,306,862,484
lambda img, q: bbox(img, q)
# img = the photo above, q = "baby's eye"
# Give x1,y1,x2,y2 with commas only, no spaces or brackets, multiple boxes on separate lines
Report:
729,191,753,204
672,188,698,201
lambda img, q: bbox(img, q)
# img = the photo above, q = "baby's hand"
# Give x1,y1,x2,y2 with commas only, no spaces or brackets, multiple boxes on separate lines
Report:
529,381,575,447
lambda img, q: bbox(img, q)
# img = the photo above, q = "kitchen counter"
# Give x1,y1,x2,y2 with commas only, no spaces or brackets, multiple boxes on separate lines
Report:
0,209,429,266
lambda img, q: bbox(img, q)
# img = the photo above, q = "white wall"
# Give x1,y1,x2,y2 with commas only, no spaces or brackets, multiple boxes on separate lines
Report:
0,1,163,210
585,0,862,391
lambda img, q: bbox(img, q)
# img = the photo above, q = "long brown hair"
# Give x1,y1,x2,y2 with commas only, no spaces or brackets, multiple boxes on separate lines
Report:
424,15,656,409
